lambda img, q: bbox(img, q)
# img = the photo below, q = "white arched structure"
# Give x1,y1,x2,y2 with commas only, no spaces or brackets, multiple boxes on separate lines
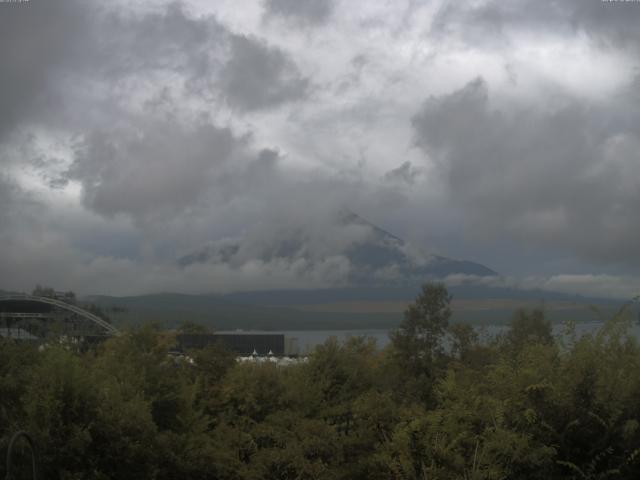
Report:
0,294,120,336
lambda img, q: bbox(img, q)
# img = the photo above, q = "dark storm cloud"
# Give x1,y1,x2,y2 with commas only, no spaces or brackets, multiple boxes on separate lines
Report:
100,2,224,76
2,0,640,296
263,0,333,26
412,77,640,266
0,0,309,144
67,119,237,221
1,0,313,224
105,3,310,113
110,3,310,112
219,34,309,111
0,175,19,224
432,0,640,49
384,161,423,185
0,0,91,140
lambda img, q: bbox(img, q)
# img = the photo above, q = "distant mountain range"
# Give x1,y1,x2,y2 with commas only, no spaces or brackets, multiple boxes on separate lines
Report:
7,212,630,332
179,209,497,285
84,284,624,332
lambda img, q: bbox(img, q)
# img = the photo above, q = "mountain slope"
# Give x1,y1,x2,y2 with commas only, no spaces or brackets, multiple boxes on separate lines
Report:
179,209,497,285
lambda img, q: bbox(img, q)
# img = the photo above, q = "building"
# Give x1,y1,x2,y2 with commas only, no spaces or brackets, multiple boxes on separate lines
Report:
176,333,300,356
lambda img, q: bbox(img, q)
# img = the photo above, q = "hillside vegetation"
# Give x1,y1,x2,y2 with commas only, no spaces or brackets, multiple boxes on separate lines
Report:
2,284,640,479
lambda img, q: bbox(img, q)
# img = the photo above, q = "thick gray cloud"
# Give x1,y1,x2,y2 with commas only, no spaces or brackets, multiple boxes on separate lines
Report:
96,2,227,92
0,0,318,293
0,0,314,225
104,3,311,112
0,176,20,226
67,119,237,221
0,0,309,142
0,0,92,140
219,34,309,111
384,161,423,185
1,0,639,297
263,0,333,26
412,77,640,266
432,0,640,50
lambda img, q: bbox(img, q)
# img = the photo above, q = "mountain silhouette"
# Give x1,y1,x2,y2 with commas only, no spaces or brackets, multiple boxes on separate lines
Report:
179,209,497,285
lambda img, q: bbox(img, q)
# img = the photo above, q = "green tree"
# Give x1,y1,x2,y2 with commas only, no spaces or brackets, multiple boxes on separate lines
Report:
390,282,452,403
178,320,211,335
503,309,553,353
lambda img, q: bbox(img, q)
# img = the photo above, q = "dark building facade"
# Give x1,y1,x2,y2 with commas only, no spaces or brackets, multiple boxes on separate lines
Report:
176,333,286,356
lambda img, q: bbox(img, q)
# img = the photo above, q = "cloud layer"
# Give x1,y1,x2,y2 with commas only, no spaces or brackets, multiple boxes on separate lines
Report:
1,0,640,297
412,77,640,266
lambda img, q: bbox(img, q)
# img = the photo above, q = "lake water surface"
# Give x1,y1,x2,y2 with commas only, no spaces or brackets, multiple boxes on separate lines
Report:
221,321,640,355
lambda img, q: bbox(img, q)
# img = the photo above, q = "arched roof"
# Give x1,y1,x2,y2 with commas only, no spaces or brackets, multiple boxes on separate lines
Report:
0,294,120,336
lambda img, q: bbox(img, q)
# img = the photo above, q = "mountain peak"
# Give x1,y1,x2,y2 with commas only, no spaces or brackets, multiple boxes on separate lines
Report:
179,210,497,286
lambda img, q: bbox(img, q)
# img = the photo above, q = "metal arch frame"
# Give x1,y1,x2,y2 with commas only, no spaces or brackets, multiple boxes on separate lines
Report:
5,431,38,480
0,294,120,336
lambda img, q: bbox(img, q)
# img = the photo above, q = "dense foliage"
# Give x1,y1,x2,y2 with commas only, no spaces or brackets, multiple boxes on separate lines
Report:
2,284,640,479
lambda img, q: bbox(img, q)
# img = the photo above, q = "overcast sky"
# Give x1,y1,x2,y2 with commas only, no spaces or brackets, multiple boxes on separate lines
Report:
1,0,640,297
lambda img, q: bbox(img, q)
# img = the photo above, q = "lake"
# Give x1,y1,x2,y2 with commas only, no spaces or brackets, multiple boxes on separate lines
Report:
220,320,640,355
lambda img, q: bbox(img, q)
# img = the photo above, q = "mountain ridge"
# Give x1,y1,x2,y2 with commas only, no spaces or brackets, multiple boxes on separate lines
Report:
179,209,498,285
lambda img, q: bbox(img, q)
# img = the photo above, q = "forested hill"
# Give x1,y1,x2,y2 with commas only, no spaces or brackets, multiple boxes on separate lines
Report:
85,284,623,331
2,284,640,479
